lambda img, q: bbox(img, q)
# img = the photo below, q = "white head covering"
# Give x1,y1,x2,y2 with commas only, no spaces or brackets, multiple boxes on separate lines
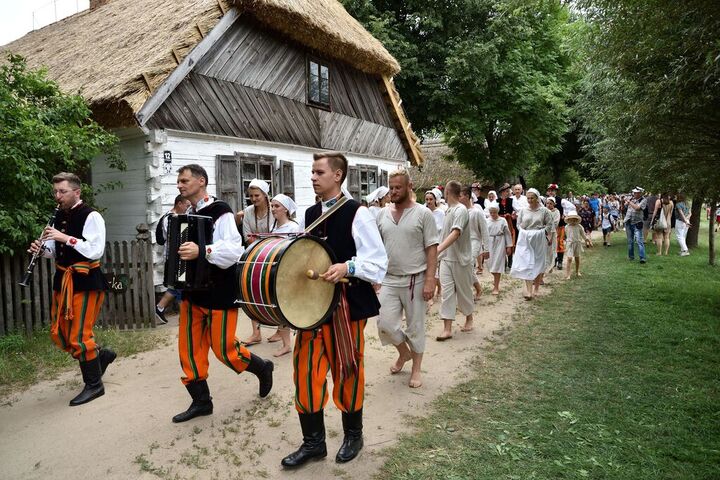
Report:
248,178,270,195
272,193,297,216
432,187,443,201
487,190,497,201
341,185,354,200
471,192,478,203
365,186,389,204
527,188,541,199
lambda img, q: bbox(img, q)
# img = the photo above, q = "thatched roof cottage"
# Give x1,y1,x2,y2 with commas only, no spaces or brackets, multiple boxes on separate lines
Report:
3,0,423,250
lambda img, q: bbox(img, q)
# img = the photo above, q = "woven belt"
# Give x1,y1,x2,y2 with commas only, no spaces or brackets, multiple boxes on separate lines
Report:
56,260,101,321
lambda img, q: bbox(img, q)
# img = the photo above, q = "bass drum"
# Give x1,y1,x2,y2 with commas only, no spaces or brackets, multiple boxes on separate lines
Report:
237,235,340,330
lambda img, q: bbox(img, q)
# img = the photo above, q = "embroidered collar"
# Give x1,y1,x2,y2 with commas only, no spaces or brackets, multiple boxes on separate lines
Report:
193,196,214,212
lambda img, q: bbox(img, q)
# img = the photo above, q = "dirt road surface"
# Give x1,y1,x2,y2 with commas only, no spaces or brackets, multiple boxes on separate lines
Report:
0,272,541,480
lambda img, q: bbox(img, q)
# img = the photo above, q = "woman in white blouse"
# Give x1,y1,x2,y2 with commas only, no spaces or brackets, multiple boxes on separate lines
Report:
510,188,553,299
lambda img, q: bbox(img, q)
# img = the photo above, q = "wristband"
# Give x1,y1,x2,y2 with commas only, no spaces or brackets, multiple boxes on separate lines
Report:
346,260,355,276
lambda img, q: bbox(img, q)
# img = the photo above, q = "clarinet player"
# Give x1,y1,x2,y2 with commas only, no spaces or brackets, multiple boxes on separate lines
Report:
28,172,115,406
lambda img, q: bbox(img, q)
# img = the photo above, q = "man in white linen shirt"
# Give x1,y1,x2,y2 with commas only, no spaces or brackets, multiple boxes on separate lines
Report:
436,180,475,340
376,169,438,389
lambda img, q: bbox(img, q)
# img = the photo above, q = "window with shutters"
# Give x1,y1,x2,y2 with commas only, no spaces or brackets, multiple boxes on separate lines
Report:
307,57,331,109
347,164,378,201
216,153,295,212
380,169,388,187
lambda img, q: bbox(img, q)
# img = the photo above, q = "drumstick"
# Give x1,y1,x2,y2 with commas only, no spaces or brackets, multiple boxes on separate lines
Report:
306,270,350,283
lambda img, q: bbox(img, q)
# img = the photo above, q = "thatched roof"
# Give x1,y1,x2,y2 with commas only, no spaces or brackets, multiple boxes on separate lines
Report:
409,138,478,190
2,0,401,127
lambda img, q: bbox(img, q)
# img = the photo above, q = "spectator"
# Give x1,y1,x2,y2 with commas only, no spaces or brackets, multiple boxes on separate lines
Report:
579,199,596,247
675,193,691,256
650,193,674,256
624,187,648,263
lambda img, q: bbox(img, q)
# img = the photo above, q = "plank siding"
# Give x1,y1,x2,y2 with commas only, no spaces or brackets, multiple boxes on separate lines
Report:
320,111,406,160
194,17,394,128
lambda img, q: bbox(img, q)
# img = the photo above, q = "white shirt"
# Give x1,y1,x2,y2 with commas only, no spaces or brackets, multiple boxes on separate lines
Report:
301,201,388,285
242,204,272,243
512,195,529,212
190,197,245,270
469,205,490,254
272,221,301,235
43,201,106,260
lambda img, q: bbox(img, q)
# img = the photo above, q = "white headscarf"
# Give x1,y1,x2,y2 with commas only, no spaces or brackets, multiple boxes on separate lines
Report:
487,190,497,202
248,178,270,195
527,188,541,200
272,193,297,216
366,186,389,204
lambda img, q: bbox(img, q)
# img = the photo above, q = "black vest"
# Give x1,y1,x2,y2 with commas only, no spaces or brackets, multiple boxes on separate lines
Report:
53,204,108,292
184,200,238,309
554,195,566,227
305,200,380,321
498,197,513,216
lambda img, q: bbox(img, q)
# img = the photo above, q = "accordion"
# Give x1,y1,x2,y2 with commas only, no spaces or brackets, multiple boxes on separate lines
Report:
163,214,214,290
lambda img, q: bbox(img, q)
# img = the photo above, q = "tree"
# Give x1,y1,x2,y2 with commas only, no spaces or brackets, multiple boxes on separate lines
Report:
343,0,577,184
0,54,122,255
575,0,720,263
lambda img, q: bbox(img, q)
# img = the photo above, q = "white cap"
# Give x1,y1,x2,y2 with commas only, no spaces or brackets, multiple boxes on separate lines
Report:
272,193,297,216
248,178,270,195
365,186,389,204
632,187,645,193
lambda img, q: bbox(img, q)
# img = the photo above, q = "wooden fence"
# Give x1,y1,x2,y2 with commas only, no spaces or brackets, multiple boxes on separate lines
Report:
0,240,156,335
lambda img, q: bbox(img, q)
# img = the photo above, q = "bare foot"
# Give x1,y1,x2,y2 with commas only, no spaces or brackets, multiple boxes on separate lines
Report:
577,272,583,277
491,289,499,295
242,335,262,346
390,352,412,374
273,345,291,357
267,332,282,343
435,332,453,341
461,320,474,332
409,372,422,388
564,275,571,281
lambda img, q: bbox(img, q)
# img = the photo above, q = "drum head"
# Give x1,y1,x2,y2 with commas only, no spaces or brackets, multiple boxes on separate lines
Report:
275,237,338,329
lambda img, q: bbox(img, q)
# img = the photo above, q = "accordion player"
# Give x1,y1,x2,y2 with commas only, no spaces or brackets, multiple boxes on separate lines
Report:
163,214,214,290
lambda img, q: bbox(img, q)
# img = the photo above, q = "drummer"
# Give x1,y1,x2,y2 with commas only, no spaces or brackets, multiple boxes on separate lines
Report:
281,151,387,468
269,193,300,357
241,179,275,346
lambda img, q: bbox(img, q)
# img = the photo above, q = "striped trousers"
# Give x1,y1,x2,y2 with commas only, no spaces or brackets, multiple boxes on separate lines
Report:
557,226,566,253
51,290,104,361
293,319,366,414
178,301,252,385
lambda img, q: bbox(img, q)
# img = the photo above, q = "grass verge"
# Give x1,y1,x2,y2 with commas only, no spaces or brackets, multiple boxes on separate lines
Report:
0,325,170,397
379,228,720,479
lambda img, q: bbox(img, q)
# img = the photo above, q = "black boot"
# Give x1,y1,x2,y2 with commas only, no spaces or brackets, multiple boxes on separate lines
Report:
69,357,104,406
336,409,363,463
281,411,327,467
506,254,513,270
245,353,274,398
98,347,116,376
556,252,564,270
172,380,213,423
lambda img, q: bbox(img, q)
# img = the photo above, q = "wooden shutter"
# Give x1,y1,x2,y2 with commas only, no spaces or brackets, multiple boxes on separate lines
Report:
217,155,239,212
280,160,295,199
348,165,360,201
381,169,388,187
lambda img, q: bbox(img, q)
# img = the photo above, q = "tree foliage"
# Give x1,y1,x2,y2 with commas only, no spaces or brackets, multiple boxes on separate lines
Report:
575,0,720,197
0,54,122,255
343,0,576,184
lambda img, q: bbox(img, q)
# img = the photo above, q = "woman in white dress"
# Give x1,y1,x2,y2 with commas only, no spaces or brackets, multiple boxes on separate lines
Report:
268,194,300,357
486,205,513,295
510,188,553,299
484,190,499,218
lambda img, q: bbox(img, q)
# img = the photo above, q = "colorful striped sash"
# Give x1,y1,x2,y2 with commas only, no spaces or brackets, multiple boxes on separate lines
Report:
333,284,359,382
56,260,101,322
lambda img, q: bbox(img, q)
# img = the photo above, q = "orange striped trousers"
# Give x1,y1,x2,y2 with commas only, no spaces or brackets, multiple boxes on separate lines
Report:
51,290,104,361
293,319,366,414
557,226,566,253
178,301,252,385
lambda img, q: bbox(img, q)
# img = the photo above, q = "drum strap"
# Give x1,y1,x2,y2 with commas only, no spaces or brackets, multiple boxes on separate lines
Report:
304,195,350,234
333,284,359,382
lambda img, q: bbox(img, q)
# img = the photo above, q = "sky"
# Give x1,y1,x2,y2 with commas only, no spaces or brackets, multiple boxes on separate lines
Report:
0,0,89,46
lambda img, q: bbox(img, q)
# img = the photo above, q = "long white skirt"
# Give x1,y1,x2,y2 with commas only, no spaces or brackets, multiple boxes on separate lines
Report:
511,229,547,281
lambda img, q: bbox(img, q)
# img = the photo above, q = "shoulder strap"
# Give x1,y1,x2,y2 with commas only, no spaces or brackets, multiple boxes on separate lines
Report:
304,196,350,234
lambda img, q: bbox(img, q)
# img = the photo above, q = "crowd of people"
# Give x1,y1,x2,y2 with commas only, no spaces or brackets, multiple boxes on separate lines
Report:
31,160,701,471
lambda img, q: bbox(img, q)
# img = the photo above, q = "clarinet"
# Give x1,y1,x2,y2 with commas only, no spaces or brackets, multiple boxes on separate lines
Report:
19,206,60,287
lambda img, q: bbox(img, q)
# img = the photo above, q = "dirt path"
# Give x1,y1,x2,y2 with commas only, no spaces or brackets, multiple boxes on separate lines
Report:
0,270,553,480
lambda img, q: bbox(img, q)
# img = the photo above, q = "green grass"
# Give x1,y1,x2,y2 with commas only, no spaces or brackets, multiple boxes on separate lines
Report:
0,325,170,397
379,228,720,479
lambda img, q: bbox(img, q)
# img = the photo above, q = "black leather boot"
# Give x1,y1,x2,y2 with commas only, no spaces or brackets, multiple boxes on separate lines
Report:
172,380,213,423
98,347,116,376
336,409,363,463
281,411,327,467
556,252,564,270
245,353,274,398
507,254,513,270
69,357,104,406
